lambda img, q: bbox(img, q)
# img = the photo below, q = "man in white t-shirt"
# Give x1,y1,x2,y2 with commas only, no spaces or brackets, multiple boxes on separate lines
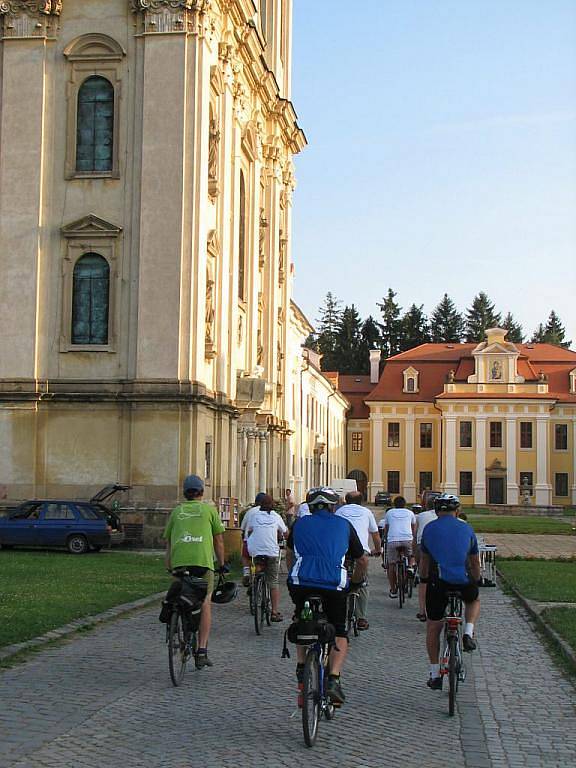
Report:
246,493,288,621
380,496,416,598
336,491,381,630
413,504,437,620
240,492,267,586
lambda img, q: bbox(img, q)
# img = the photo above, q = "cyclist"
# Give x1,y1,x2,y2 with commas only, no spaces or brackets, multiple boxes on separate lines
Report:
287,487,368,705
240,492,267,586
380,496,416,598
419,493,481,690
335,490,382,630
164,474,226,669
414,503,437,621
245,493,288,621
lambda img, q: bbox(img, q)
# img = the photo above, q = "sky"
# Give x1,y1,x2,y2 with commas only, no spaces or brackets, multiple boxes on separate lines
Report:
290,0,576,345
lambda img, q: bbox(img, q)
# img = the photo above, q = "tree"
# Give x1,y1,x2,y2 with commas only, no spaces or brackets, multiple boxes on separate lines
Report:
465,292,501,342
532,311,571,348
357,316,382,374
399,304,430,351
315,292,342,370
501,312,524,343
430,293,465,343
377,288,403,358
334,305,364,373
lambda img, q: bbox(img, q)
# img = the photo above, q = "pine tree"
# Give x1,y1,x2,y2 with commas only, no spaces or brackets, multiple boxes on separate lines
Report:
465,292,501,342
501,312,524,343
429,293,465,343
400,304,430,351
357,316,382,374
315,292,342,370
377,288,403,358
304,332,318,351
532,311,571,348
335,305,364,373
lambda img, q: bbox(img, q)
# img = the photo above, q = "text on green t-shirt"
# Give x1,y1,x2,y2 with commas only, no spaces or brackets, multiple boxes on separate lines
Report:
164,500,225,570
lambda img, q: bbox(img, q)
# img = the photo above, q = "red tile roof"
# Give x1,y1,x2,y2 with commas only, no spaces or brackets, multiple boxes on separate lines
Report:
338,375,372,418
365,344,576,405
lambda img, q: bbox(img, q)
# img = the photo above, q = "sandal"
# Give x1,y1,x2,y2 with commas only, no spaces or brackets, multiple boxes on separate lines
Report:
416,612,427,622
271,612,283,622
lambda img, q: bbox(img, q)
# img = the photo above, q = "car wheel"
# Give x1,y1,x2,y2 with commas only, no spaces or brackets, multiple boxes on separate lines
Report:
67,534,88,555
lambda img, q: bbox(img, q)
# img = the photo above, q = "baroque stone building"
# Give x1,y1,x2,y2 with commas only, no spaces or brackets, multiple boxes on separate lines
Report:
0,1,306,505
345,330,576,508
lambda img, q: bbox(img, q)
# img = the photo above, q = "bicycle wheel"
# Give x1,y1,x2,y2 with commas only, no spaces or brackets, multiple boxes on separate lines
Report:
407,568,413,599
397,564,404,609
168,610,187,687
448,634,458,716
302,649,321,747
262,581,271,628
254,576,264,635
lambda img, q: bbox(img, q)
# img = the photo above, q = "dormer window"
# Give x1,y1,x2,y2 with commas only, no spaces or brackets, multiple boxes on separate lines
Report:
403,366,419,393
570,368,576,394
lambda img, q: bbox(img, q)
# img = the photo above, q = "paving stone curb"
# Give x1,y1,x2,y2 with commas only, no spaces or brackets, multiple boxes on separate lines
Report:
497,568,576,671
0,591,164,663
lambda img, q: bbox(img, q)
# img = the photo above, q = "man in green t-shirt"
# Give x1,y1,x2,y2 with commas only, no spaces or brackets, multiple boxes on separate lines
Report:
164,474,226,668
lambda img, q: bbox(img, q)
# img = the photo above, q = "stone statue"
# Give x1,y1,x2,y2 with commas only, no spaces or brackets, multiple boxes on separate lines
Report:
491,360,502,380
205,274,214,344
208,118,220,183
447,369,455,383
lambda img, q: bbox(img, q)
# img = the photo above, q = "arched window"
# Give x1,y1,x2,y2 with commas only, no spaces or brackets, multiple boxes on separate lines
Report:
406,377,415,392
72,254,110,345
238,171,246,300
76,76,114,173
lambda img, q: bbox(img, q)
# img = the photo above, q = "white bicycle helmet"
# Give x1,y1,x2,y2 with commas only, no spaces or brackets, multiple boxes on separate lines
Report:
306,487,339,510
434,493,460,512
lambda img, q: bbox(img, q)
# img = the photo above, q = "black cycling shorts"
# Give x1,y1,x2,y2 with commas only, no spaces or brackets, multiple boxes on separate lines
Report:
289,585,348,639
426,580,479,622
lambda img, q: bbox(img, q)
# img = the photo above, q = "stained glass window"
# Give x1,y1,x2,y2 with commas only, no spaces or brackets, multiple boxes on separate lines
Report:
72,254,110,345
76,76,114,173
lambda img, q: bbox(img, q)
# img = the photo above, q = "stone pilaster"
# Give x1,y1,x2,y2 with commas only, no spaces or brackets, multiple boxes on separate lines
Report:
444,415,458,495
474,418,487,504
403,415,416,503
535,416,552,505
258,430,268,494
506,417,519,504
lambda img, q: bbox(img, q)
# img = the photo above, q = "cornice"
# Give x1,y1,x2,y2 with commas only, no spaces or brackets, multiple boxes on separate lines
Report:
0,0,61,38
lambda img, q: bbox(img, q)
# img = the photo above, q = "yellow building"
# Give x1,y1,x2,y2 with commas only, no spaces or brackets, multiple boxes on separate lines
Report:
0,1,305,506
346,329,576,508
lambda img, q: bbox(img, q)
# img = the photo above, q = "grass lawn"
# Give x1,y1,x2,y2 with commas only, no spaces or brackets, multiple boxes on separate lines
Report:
498,559,576,602
0,550,170,648
467,515,575,535
543,607,576,653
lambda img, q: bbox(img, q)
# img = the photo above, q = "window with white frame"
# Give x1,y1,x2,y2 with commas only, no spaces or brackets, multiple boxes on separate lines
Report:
402,367,419,393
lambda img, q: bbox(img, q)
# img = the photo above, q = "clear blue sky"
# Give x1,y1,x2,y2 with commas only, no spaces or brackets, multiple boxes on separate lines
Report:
290,0,576,344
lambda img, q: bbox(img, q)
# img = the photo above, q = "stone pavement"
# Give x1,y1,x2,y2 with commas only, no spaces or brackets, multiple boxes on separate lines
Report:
0,562,575,768
482,534,576,559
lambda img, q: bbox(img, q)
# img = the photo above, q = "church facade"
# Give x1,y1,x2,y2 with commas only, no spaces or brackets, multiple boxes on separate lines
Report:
0,1,306,506
345,330,576,508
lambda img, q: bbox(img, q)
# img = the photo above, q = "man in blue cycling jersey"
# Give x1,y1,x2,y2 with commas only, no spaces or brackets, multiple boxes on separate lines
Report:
286,487,368,705
419,493,481,690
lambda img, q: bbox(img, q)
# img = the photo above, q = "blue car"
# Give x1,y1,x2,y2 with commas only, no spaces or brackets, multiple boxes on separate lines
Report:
0,485,129,554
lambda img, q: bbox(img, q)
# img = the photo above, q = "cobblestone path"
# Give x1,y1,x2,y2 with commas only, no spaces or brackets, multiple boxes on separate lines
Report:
1,561,574,768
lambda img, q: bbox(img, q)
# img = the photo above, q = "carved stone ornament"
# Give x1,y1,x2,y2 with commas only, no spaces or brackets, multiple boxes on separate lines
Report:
130,0,214,37
0,0,61,37
208,117,220,200
258,208,268,269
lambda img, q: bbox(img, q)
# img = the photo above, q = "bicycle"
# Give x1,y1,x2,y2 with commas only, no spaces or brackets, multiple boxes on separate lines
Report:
300,597,337,747
250,555,272,635
345,565,360,638
440,591,466,716
393,545,414,609
165,568,208,687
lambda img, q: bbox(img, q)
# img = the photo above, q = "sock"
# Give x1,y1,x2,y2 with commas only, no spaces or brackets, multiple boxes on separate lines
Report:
430,663,440,678
197,647,207,655
464,622,475,637
242,566,250,576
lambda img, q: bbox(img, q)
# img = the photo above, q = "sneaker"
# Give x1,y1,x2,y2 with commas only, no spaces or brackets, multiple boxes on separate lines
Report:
271,612,283,623
326,676,346,704
463,634,477,652
357,618,369,631
389,590,398,599
416,612,427,622
427,676,443,691
195,651,213,669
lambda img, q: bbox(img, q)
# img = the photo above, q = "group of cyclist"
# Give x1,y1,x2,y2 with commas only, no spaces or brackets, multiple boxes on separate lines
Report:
163,474,481,701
